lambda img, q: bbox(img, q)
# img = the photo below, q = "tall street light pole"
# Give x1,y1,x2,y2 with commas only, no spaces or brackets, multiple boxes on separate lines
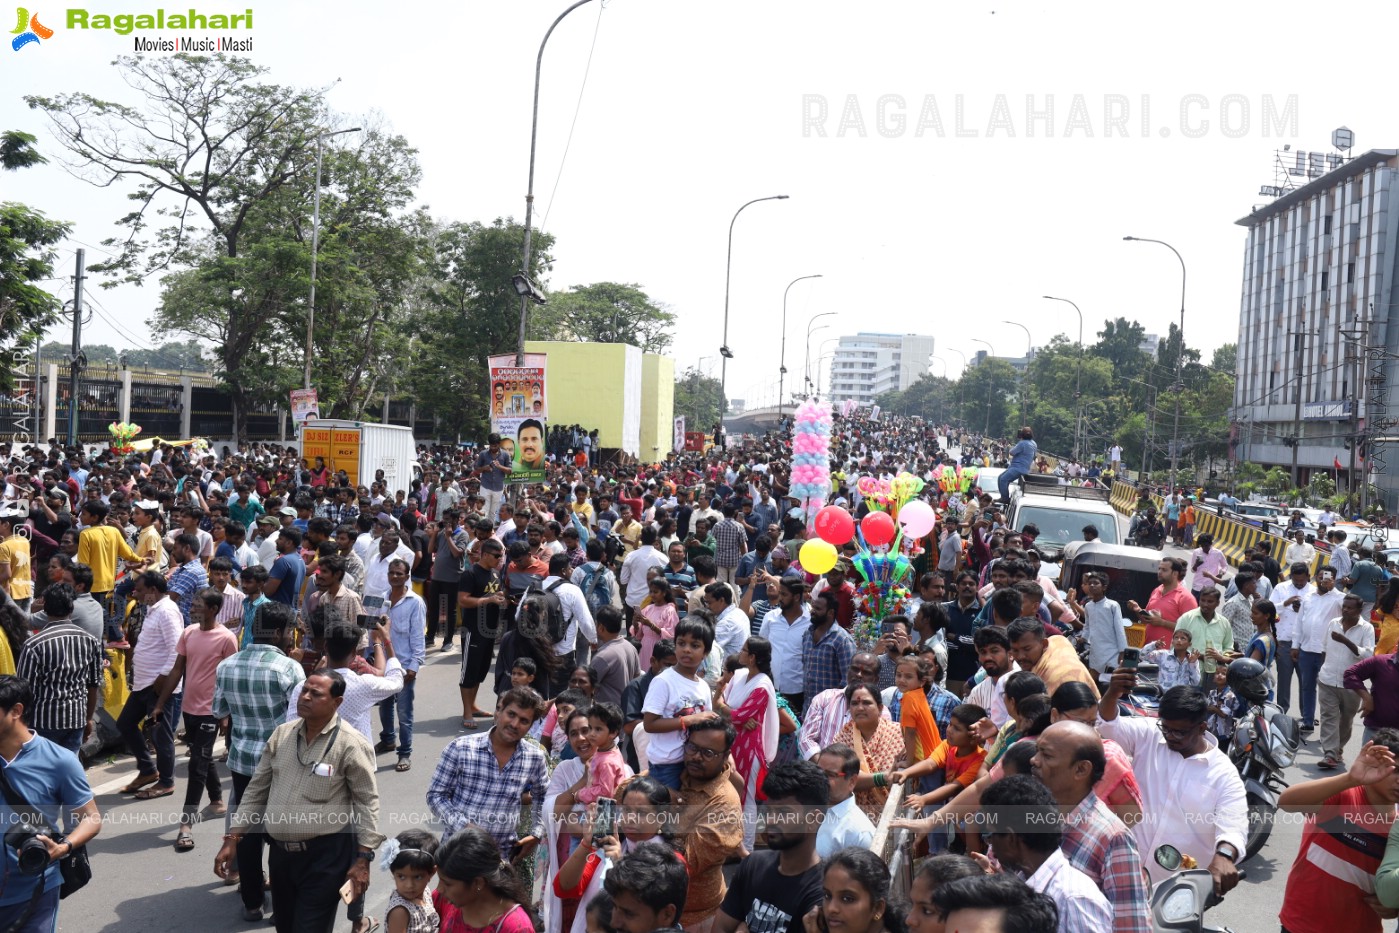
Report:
804,312,835,396
516,0,603,365
970,338,996,435
779,274,822,419
1002,322,1032,426
1125,236,1186,489
720,195,789,439
306,126,362,390
946,347,968,427
1127,377,1158,478
1043,295,1085,462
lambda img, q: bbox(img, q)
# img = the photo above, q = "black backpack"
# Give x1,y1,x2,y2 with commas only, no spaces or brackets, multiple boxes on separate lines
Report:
519,579,569,643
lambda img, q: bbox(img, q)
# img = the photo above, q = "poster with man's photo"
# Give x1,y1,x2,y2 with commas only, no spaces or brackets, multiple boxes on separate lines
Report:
488,353,548,484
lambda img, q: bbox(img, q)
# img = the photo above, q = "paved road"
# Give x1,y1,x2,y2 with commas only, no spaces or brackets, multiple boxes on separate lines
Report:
60,645,485,932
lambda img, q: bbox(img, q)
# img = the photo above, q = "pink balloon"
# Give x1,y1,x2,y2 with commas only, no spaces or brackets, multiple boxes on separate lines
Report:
897,500,937,538
861,510,897,547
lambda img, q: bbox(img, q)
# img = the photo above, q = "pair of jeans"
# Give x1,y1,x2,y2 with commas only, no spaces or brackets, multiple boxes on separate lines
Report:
650,761,683,790
997,467,1027,501
36,726,83,754
1275,639,1295,712
116,684,177,786
267,832,354,933
9,884,59,933
377,678,415,758
1296,650,1324,727
181,712,222,821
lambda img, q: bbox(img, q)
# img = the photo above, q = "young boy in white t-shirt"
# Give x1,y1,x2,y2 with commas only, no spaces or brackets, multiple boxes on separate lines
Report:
642,615,718,790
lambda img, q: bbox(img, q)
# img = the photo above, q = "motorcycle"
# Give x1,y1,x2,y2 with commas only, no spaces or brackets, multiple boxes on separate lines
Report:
1151,846,1235,933
1227,695,1298,862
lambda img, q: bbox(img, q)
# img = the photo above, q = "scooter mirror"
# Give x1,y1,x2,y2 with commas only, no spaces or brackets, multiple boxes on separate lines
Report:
1155,845,1183,872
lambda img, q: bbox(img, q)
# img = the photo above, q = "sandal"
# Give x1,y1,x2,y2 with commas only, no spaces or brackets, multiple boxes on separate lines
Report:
395,759,411,772
120,773,159,794
134,785,175,800
353,919,380,933
174,832,195,852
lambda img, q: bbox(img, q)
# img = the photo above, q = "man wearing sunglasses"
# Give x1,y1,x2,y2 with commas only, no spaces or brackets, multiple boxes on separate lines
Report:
1098,673,1247,897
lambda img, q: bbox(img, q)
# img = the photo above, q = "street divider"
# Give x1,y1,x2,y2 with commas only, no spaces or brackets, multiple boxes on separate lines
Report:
1108,480,1327,575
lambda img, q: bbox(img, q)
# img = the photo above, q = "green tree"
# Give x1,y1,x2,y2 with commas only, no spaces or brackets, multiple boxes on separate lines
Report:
408,218,557,439
1211,343,1237,373
29,54,332,440
549,282,675,353
1090,317,1151,374
957,359,1019,436
673,367,726,432
0,131,71,392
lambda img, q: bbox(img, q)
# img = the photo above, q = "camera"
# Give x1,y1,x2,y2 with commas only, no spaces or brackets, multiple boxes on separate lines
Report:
6,821,55,876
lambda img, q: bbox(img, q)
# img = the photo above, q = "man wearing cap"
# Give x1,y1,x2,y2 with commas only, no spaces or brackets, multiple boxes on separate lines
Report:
254,513,282,570
473,435,512,522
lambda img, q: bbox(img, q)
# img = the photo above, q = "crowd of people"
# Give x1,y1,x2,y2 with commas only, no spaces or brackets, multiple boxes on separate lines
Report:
1,414,1398,933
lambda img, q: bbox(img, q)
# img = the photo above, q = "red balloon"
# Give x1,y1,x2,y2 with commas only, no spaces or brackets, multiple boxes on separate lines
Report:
813,505,855,545
861,510,897,547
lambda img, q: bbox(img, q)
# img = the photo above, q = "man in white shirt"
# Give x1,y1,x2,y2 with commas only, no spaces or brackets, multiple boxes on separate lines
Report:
1098,672,1247,893
815,744,875,857
703,581,749,661
968,624,1020,729
361,526,416,605
979,775,1112,933
619,526,668,615
758,576,811,710
1108,445,1123,473
1317,592,1376,769
1285,529,1316,568
1294,568,1345,732
286,618,403,742
1271,562,1314,718
254,514,281,570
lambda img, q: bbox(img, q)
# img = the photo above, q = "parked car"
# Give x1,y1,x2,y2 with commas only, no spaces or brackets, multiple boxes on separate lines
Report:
1008,474,1121,561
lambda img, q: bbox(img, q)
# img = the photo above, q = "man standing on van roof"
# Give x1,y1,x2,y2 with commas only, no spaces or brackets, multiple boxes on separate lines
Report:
997,427,1037,504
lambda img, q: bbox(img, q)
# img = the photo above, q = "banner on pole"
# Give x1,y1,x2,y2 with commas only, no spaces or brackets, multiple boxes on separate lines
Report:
489,353,548,484
673,416,686,453
290,388,320,423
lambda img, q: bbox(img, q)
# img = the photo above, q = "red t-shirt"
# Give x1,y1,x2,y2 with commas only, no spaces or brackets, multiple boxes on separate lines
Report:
1144,585,1198,645
1279,785,1395,933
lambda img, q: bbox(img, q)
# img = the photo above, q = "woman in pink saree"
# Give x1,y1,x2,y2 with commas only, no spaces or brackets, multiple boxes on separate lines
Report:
715,636,779,851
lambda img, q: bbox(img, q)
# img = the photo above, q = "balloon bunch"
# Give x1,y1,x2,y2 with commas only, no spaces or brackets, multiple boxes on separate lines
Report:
789,399,833,522
107,421,142,456
802,471,944,651
935,464,980,495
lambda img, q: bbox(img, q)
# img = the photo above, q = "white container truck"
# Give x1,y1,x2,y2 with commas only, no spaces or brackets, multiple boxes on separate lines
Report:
299,420,419,493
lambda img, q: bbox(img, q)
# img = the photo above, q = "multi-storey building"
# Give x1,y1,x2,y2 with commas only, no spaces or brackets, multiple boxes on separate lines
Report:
828,333,935,404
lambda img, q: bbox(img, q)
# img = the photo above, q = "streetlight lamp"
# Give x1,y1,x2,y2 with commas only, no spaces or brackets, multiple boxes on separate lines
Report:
1001,322,1033,425
970,338,996,434
1043,295,1085,461
1125,236,1187,488
779,273,822,418
720,195,789,438
804,311,836,396
929,355,947,377
306,125,362,390
815,337,839,398
516,0,605,364
1002,321,1032,357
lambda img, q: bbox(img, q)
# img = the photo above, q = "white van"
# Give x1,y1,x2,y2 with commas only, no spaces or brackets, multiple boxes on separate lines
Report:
1007,474,1121,560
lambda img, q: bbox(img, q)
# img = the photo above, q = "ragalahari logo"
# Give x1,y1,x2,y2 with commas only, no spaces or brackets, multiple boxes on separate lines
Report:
12,7,52,51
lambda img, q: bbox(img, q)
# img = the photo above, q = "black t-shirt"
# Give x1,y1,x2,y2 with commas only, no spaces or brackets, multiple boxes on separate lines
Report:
461,563,504,640
719,851,824,933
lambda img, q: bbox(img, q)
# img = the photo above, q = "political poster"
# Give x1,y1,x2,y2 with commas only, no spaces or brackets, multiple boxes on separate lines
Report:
488,353,547,423
684,432,707,452
290,388,320,423
673,416,686,453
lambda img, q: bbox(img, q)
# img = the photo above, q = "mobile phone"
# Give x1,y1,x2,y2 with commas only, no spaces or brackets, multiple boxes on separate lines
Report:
338,879,356,905
593,798,618,843
1119,647,1141,671
881,621,902,635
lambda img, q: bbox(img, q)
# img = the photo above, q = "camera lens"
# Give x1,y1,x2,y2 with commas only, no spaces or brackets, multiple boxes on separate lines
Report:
14,833,50,875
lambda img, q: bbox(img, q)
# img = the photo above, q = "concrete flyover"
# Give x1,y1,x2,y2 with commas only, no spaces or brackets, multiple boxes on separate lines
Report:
723,404,785,436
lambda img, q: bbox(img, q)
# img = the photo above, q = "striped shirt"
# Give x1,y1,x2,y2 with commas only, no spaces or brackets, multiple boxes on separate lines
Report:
215,582,246,632
15,622,105,730
212,644,306,776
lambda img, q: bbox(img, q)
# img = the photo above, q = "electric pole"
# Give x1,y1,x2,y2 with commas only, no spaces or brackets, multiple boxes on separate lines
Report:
67,249,85,449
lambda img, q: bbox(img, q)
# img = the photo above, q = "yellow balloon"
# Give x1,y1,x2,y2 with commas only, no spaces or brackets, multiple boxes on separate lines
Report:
799,538,839,575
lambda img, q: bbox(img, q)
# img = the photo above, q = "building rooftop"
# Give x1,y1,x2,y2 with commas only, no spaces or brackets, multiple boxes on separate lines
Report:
1235,149,1398,228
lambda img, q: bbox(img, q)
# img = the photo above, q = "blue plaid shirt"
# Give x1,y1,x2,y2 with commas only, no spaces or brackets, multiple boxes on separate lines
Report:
167,559,209,626
801,623,857,714
211,644,306,776
426,728,548,855
927,684,960,735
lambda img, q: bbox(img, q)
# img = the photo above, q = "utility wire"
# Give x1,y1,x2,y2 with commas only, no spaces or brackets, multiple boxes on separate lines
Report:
538,0,606,236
